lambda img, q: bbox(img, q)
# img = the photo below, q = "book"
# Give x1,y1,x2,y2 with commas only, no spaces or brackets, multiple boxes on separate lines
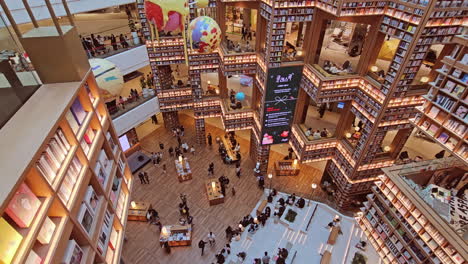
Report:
109,228,118,250
62,239,84,264
437,132,449,144
455,105,467,119
5,183,41,228
25,250,42,264
427,124,439,136
83,186,99,215
446,137,458,150
78,204,94,235
83,128,95,145
65,110,80,133
0,217,23,264
452,85,465,98
70,98,87,125
428,106,440,118
37,216,56,244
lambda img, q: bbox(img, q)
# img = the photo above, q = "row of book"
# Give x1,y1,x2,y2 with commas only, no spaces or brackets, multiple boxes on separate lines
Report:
58,156,83,206
66,98,88,134
36,127,72,184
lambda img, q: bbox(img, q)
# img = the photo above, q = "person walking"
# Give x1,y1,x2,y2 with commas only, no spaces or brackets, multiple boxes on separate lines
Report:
241,24,246,40
198,239,206,256
207,133,213,146
232,187,236,197
318,103,326,118
180,125,185,136
151,114,158,124
138,172,145,184
190,145,196,155
236,163,241,178
262,252,271,264
159,142,164,150
207,232,216,246
168,147,174,157
247,27,253,40
225,226,233,241
144,172,150,184
177,135,182,146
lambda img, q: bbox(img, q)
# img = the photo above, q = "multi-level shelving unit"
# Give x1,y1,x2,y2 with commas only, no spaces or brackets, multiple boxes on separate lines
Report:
0,70,132,264
412,35,467,162
357,158,467,264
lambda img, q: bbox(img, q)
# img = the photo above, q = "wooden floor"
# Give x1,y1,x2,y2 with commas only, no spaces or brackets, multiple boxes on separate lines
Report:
122,114,328,264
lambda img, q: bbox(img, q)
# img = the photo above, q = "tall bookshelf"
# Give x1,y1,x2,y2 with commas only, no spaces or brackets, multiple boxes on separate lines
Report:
0,70,132,264
412,35,468,162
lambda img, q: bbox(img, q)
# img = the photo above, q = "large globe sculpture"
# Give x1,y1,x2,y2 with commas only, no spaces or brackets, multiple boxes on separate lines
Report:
89,58,124,102
188,16,221,53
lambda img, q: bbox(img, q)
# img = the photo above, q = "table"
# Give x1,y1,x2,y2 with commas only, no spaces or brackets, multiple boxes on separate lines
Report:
274,161,300,176
327,225,341,245
321,250,331,264
128,201,152,221
159,224,192,247
256,199,268,216
205,179,224,206
221,136,238,162
175,158,192,182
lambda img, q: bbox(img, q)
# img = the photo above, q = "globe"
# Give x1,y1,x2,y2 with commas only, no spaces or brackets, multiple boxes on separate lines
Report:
89,58,124,102
188,16,221,53
235,92,245,101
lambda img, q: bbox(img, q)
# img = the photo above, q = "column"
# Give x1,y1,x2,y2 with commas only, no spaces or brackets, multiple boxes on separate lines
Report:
249,133,270,175
162,111,180,129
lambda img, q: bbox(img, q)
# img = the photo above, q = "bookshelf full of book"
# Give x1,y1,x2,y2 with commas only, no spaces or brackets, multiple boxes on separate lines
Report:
412,35,468,162
0,70,132,264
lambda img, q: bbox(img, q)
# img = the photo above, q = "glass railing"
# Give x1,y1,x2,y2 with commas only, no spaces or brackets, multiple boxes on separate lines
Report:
106,90,157,119
81,31,145,59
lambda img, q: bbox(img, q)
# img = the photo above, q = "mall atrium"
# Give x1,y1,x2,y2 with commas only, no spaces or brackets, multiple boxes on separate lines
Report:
0,0,466,264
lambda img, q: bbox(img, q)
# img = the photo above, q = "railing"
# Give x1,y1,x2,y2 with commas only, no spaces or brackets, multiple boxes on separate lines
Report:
107,92,156,119
81,31,144,59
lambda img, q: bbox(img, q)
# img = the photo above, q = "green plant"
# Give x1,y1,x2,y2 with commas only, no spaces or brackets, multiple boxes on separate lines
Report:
351,252,367,264
284,209,297,223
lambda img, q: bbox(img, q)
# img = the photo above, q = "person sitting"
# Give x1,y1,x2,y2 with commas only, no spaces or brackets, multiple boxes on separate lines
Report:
329,64,341,74
278,197,285,206
234,43,242,52
342,60,350,70
248,224,256,234
378,69,385,78
313,130,322,140
323,60,331,71
305,127,312,137
321,128,330,138
296,197,305,208
235,101,242,109
278,206,286,217
237,252,246,261
224,155,232,164
272,188,277,196
265,206,271,217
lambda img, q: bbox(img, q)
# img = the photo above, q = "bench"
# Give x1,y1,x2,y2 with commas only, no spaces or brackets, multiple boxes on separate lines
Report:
256,199,268,216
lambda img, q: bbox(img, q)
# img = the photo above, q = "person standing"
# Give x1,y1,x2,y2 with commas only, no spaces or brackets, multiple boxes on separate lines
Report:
318,103,326,118
247,27,253,40
236,163,241,178
190,145,196,155
168,147,174,157
241,24,246,40
177,135,182,146
159,142,164,150
151,114,158,124
180,125,185,136
110,34,118,50
138,172,145,184
232,187,236,197
198,239,206,256
162,164,167,174
207,232,216,246
225,226,232,241
207,133,213,146
119,33,128,48
262,252,270,264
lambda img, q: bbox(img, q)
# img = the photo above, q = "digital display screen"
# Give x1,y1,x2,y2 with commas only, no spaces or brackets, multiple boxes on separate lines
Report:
337,102,345,109
119,134,131,151
261,66,303,145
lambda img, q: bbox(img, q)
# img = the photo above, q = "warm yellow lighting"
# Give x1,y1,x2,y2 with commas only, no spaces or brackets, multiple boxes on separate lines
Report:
211,181,216,190
254,217,258,224
370,66,378,72
297,50,303,56
131,201,136,208
383,146,391,152
420,76,429,83
207,80,211,85
311,183,317,189
161,226,170,236
178,155,183,163
293,159,298,166
354,126,360,132
345,133,352,138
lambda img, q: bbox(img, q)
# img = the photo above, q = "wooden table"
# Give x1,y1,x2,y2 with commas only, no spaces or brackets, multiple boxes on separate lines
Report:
256,199,268,216
274,160,300,176
128,201,152,221
159,224,192,247
221,136,238,162
205,179,224,206
175,158,192,182
321,250,331,264
327,225,341,245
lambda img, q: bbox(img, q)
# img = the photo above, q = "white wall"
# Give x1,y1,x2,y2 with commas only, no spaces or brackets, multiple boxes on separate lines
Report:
112,97,160,136
2,0,134,25
106,45,149,75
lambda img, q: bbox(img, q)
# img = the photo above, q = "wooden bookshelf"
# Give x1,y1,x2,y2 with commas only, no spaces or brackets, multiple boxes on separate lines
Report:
0,70,132,264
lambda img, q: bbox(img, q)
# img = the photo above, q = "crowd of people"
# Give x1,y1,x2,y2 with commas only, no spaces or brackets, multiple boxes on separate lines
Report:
81,31,142,58
322,60,353,75
304,127,331,139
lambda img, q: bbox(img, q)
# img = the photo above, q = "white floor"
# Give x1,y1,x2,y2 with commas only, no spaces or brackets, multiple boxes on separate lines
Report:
225,190,381,264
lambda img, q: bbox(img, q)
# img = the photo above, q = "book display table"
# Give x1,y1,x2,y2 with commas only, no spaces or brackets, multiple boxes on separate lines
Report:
274,161,300,176
175,158,192,182
128,201,152,222
205,179,224,206
221,136,238,162
159,225,192,247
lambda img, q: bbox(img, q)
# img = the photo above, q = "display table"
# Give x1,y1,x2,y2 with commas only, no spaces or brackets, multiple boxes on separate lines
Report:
221,136,238,162
274,160,300,176
128,201,152,221
256,199,268,216
175,158,192,182
327,225,341,245
321,250,331,264
159,224,192,247
205,179,224,206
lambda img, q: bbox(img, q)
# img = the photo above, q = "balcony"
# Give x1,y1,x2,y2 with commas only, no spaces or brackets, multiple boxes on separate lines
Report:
111,95,160,136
